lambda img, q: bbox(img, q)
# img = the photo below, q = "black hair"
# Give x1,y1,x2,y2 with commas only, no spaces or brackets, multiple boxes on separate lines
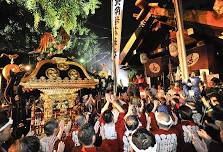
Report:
78,123,95,146
0,110,10,129
43,119,58,136
171,98,179,104
132,128,155,150
207,92,220,100
178,105,193,120
145,87,150,92
105,87,113,94
125,115,139,131
146,103,154,113
102,110,113,124
133,90,140,98
211,77,220,85
20,136,40,152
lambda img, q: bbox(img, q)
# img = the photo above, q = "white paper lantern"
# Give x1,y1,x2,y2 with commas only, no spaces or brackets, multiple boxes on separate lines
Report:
169,42,178,57
140,53,148,64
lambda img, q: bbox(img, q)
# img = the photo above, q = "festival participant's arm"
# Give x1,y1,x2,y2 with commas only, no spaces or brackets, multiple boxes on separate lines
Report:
139,99,144,113
64,120,72,137
101,93,111,114
90,94,96,104
145,113,151,131
57,120,65,140
197,129,213,146
84,98,90,106
56,141,65,152
152,99,159,113
150,100,159,131
111,97,125,113
112,95,125,151
201,97,211,109
124,104,134,119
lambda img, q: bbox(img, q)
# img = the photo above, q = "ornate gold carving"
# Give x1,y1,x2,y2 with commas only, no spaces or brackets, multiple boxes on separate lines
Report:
68,69,80,80
65,61,93,80
20,79,97,89
45,68,60,79
57,63,69,71
20,59,98,89
24,58,98,135
21,60,56,83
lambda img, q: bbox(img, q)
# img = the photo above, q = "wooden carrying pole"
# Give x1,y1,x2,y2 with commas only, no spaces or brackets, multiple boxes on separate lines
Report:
173,0,189,81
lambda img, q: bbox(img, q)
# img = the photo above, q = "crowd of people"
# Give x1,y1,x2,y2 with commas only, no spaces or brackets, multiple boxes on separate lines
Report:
0,76,223,152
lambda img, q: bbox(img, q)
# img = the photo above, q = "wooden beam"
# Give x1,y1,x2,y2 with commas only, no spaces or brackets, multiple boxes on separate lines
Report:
119,11,153,64
150,7,223,28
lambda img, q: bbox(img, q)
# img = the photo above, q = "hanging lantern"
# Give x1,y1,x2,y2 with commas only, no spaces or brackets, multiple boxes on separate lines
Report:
169,42,178,57
2,64,21,81
169,30,178,57
140,53,148,64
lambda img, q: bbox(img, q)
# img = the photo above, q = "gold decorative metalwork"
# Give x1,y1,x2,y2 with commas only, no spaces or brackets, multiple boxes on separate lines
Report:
21,59,94,83
65,61,93,80
57,63,69,71
20,79,97,89
68,69,80,80
21,58,98,134
21,60,56,83
45,68,60,79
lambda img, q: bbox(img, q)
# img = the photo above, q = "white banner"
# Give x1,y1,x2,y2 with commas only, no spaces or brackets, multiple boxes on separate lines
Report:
112,0,124,56
111,0,124,92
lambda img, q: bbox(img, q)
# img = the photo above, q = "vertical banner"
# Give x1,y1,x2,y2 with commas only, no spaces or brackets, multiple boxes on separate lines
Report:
111,0,124,93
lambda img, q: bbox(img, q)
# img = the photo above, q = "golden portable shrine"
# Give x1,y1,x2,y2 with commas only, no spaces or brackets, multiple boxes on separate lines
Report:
2,57,98,135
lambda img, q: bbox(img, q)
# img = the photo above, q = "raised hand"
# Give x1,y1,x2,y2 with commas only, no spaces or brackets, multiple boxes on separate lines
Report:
59,120,65,131
26,126,35,137
57,141,65,152
105,93,111,102
153,100,160,108
110,94,117,103
197,129,212,141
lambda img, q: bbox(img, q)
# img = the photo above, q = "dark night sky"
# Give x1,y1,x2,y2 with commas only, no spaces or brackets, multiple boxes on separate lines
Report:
87,0,138,50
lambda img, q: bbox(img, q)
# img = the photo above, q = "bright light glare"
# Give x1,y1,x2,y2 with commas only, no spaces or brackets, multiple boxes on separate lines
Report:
80,58,85,63
133,50,137,55
24,65,32,71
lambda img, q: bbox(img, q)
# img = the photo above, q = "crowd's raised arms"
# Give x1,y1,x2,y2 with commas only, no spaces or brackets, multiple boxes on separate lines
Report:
1,76,223,152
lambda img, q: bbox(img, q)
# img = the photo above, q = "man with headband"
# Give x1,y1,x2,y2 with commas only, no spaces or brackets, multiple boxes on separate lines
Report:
150,112,179,152
0,111,13,152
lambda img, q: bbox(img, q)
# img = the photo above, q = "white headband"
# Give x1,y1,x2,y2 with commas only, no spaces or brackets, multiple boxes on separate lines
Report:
129,135,157,152
155,112,173,126
0,118,13,132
